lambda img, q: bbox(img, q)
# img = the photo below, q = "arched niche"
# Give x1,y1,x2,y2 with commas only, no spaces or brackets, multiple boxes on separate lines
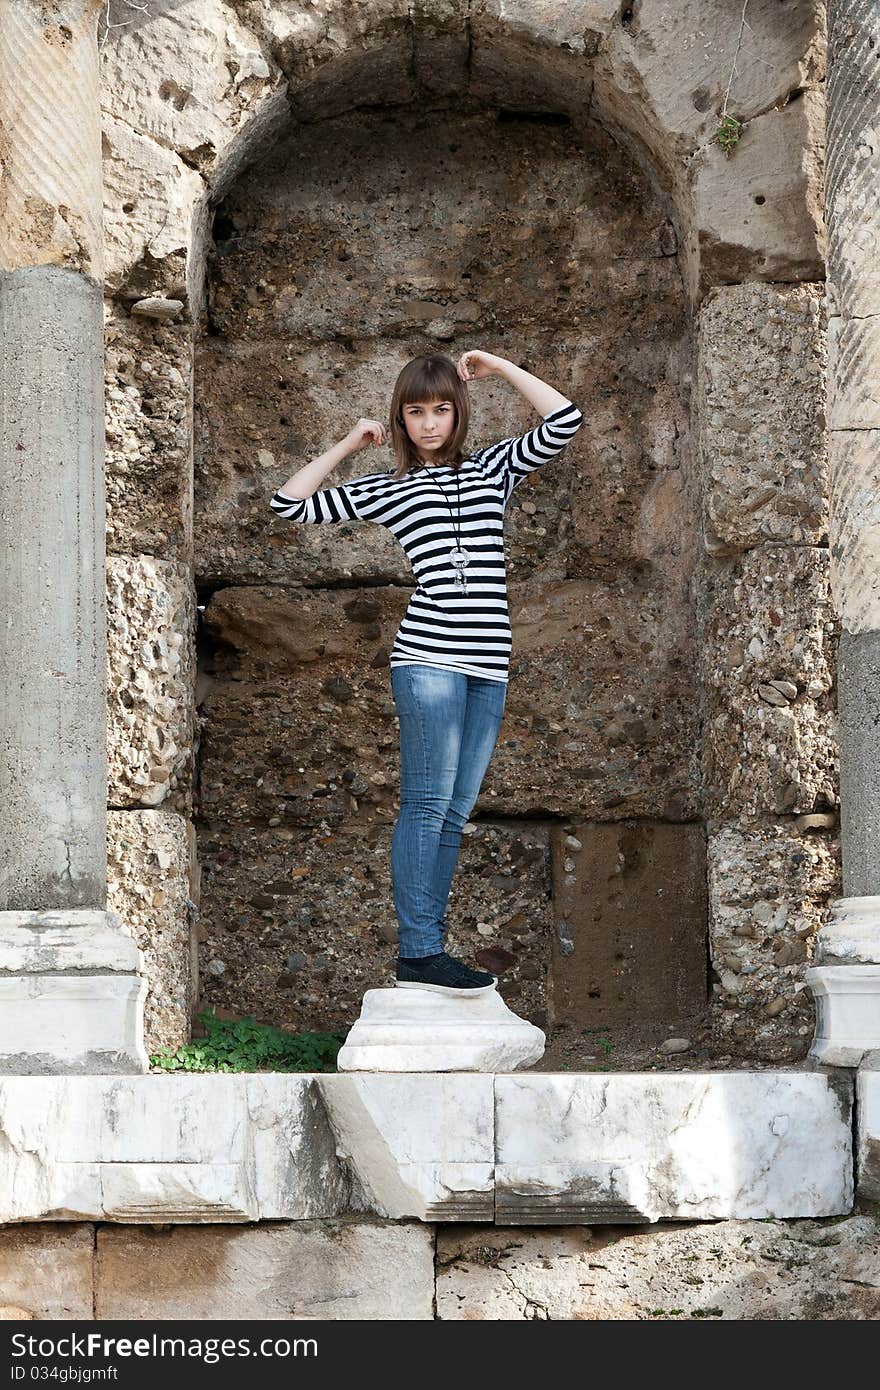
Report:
190,22,705,1044
99,2,825,1060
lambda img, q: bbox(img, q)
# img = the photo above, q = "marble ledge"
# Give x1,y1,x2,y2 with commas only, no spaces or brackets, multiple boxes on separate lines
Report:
0,1070,856,1226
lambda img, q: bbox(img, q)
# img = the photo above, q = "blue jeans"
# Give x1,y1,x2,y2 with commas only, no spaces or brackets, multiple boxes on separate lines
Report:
390,663,508,958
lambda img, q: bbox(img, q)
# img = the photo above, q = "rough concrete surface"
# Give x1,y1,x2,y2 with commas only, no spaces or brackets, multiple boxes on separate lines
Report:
436,1214,880,1319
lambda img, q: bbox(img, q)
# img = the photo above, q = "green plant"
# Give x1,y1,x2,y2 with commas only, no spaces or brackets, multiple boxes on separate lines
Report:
714,113,743,156
149,1009,348,1073
713,0,750,156
597,1033,612,1057
691,1307,724,1318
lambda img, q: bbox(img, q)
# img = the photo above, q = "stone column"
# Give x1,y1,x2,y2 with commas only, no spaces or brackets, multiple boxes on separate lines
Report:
0,0,147,1072
807,0,880,1064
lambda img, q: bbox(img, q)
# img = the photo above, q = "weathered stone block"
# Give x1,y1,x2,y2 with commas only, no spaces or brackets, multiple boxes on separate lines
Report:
107,810,197,1056
197,342,411,588
698,283,827,551
437,1215,880,1320
692,92,826,290
494,1071,852,1222
472,0,621,55
100,0,281,182
707,821,841,1062
0,1073,853,1231
107,556,196,813
105,310,193,560
592,0,824,162
816,897,880,965
500,578,699,820
0,1225,94,1321
0,1076,353,1224
807,966,880,1068
96,1220,434,1319
0,907,148,1077
565,369,694,578
102,112,203,297
549,821,708,1033
196,588,405,832
317,1074,495,1221
702,546,838,817
337,986,545,1072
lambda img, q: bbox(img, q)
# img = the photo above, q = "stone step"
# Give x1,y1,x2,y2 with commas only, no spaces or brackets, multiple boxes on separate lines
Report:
0,1070,854,1225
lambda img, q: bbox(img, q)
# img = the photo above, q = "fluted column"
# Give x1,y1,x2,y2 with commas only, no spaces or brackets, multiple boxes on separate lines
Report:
808,0,880,1065
0,0,147,1072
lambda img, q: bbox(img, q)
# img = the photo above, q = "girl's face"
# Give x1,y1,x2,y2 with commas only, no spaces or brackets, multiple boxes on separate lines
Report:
401,397,456,461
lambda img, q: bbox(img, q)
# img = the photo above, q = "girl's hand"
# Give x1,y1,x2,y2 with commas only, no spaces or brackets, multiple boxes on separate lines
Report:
457,349,505,382
346,418,387,452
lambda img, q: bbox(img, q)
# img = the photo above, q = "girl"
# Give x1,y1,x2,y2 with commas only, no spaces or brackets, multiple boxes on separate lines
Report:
270,350,583,997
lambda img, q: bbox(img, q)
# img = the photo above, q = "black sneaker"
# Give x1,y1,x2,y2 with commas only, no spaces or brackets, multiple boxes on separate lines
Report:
395,950,497,997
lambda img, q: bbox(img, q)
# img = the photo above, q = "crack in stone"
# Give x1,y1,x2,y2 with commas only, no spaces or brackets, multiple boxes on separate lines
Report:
682,85,821,170
832,311,880,323
103,110,210,186
500,1265,550,1318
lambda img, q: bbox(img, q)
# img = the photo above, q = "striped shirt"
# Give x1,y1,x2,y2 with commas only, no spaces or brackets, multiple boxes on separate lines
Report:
268,399,584,682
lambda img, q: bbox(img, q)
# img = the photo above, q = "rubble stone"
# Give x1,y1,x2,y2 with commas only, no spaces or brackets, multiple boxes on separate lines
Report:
707,821,841,1062
698,283,827,552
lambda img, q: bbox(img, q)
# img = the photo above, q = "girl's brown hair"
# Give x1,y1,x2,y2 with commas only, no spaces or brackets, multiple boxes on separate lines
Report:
388,354,470,480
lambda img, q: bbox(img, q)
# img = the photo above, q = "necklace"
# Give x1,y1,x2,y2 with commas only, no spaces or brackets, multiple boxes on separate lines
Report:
422,463,470,594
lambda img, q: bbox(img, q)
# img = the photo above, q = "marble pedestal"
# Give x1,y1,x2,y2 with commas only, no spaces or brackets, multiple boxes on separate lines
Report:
807,897,880,1068
0,909,149,1074
336,986,546,1072
806,965,880,1067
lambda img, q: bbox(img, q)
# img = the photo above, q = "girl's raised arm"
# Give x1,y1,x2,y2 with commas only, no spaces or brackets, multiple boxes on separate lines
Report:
459,350,573,418
269,418,390,525
276,418,386,500
458,350,584,502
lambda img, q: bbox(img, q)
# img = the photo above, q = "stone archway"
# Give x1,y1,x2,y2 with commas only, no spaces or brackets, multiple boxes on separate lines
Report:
98,0,827,1064
0,0,830,1070
192,66,701,1043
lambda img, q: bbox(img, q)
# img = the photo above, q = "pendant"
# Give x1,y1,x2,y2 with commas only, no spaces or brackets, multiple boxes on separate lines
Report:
449,546,470,568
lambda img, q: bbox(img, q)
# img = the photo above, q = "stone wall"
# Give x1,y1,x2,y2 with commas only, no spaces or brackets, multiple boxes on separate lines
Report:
696,282,841,1061
96,0,831,1061
2,1213,879,1320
